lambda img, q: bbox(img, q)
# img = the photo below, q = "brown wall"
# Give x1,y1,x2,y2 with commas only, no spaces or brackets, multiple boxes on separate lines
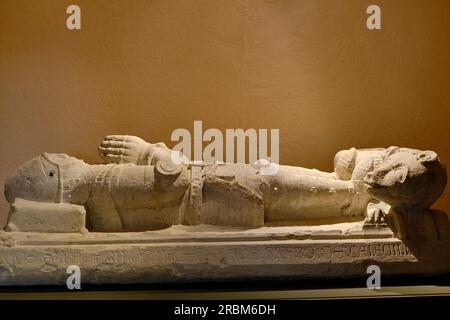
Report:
1,0,449,227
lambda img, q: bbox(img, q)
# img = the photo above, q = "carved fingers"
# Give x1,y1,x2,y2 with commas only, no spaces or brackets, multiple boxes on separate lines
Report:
364,201,390,225
104,135,142,142
364,207,385,224
98,135,148,164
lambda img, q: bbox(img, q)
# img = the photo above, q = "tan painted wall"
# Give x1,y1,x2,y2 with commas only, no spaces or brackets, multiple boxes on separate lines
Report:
1,0,449,227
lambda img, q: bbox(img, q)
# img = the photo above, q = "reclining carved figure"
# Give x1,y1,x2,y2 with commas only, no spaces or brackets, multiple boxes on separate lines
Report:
3,135,447,232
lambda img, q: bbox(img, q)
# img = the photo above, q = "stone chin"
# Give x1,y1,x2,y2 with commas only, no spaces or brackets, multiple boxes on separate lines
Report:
4,153,86,204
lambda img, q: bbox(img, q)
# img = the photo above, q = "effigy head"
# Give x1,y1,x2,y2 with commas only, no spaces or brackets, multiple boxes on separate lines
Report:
364,147,447,209
4,153,87,204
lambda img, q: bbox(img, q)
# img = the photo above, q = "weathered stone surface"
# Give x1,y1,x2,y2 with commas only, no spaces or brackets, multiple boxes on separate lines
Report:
5,198,87,233
3,137,447,232
0,224,448,286
1,136,449,285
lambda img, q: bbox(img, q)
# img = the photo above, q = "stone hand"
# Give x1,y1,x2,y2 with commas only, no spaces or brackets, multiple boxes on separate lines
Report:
98,135,150,165
365,201,390,224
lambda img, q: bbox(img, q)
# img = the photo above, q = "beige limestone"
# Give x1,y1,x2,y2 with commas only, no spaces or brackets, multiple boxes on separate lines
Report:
1,136,449,285
0,223,449,285
4,136,448,233
5,198,87,233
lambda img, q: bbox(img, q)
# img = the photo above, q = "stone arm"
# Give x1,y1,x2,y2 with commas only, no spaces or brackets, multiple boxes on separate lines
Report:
98,137,414,225
98,135,173,165
99,136,342,176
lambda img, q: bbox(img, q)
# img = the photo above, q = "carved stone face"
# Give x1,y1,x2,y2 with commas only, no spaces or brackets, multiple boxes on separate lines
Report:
364,148,447,209
4,153,87,204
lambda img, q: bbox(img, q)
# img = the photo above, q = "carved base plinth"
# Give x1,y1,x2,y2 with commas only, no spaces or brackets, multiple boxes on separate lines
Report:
1,223,449,286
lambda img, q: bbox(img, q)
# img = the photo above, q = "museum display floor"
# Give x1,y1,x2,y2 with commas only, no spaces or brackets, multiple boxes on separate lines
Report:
1,276,449,299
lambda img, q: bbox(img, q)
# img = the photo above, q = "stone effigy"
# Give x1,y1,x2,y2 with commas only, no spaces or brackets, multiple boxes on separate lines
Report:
0,135,449,285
